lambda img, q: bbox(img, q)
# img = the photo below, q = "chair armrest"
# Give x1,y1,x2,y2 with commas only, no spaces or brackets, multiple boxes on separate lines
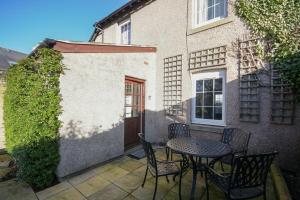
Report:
206,165,230,179
209,156,223,169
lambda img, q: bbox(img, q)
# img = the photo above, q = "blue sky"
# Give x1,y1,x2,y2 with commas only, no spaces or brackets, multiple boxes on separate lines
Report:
0,0,128,54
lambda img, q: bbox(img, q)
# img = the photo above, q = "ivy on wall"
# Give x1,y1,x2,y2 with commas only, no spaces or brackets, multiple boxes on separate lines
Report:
235,0,300,101
4,48,64,189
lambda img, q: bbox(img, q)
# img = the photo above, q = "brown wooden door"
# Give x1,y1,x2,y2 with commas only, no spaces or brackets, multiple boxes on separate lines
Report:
124,77,145,149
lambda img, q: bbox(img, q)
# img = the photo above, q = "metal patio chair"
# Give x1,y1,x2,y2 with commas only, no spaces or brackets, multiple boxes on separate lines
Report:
166,123,190,160
214,128,251,171
205,151,278,200
138,133,188,200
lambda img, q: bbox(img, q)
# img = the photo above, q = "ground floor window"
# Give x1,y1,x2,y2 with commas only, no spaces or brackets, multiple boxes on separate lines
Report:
191,70,226,126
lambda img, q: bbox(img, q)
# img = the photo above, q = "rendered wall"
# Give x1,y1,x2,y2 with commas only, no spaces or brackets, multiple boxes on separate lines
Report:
57,52,156,177
96,0,300,171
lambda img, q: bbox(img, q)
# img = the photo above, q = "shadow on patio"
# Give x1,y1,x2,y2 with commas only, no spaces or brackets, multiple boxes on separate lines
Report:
36,148,275,200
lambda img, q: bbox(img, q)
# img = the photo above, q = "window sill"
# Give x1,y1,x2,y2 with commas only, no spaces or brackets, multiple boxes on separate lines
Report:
188,17,234,35
189,123,224,134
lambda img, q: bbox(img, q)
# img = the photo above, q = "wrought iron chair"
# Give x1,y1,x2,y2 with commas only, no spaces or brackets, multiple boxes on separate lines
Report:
205,151,278,200
138,133,188,200
216,128,251,171
166,123,190,160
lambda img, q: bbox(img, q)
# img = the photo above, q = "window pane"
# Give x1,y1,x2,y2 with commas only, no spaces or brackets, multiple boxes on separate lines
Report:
133,84,140,94
214,92,223,106
125,95,132,106
214,78,223,91
196,93,203,106
196,80,203,92
128,23,131,44
204,92,213,106
214,107,222,120
125,107,132,118
214,0,225,18
132,107,139,117
204,107,213,119
208,7,214,20
204,79,213,91
215,3,221,17
125,83,132,94
208,0,214,7
133,95,140,106
196,107,203,118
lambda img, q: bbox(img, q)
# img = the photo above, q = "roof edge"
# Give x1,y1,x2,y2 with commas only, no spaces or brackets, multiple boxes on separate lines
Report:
31,39,157,54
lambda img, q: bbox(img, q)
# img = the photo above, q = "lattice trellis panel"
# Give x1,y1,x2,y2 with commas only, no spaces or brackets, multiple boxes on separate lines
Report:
238,38,264,123
271,66,295,124
189,46,226,70
164,55,183,115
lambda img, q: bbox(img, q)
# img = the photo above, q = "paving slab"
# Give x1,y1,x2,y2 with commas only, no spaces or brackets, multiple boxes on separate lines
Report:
36,181,72,200
112,173,143,193
87,183,128,200
74,175,110,197
45,187,86,200
68,170,98,186
98,166,129,182
117,158,144,172
0,179,37,200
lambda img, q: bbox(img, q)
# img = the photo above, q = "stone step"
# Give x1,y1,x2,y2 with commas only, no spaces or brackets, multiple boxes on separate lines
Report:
0,154,13,168
0,167,14,181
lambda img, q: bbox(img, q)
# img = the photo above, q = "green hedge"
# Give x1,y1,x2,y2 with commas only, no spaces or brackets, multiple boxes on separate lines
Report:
4,48,64,189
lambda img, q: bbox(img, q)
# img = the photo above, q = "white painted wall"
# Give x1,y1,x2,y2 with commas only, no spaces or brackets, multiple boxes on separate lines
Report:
57,52,156,177
95,0,300,171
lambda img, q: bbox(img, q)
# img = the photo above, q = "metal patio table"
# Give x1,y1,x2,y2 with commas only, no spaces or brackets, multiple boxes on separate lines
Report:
167,137,231,200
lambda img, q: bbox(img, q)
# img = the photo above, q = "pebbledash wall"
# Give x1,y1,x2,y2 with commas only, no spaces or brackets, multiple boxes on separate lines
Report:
56,51,156,177
93,0,300,171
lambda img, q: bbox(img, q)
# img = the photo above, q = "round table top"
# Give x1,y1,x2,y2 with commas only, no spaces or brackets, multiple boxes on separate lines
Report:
167,137,231,158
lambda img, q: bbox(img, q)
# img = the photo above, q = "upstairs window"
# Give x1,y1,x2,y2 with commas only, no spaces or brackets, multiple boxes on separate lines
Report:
119,19,131,45
193,0,227,28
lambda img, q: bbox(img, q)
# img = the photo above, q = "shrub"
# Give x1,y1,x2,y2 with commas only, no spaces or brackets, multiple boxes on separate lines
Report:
235,0,300,101
4,48,64,189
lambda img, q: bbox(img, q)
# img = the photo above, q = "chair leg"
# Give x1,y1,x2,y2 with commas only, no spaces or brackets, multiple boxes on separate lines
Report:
173,174,177,181
166,147,170,160
205,171,209,200
220,161,225,172
153,176,158,200
263,186,267,200
179,171,183,200
165,175,169,183
171,151,173,160
142,166,148,187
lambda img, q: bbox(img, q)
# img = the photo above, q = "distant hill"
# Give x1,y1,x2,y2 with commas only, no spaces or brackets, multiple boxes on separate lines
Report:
0,47,27,71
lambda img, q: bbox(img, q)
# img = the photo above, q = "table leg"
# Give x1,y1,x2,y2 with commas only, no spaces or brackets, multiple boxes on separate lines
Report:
189,155,197,200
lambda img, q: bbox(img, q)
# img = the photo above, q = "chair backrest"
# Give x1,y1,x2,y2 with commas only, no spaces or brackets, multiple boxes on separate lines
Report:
138,133,157,170
221,128,251,154
168,123,190,139
229,152,278,190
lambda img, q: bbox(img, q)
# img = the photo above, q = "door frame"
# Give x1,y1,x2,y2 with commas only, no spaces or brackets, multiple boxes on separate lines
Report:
124,76,145,149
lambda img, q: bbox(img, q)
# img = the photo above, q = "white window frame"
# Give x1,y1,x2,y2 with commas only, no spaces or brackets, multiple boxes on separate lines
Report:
118,19,131,45
192,0,227,28
191,70,226,126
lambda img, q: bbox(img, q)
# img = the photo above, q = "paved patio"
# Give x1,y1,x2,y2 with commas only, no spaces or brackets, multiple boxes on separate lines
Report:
34,148,276,200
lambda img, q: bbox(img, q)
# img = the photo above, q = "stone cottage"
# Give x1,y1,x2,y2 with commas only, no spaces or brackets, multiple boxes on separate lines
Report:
35,0,300,177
